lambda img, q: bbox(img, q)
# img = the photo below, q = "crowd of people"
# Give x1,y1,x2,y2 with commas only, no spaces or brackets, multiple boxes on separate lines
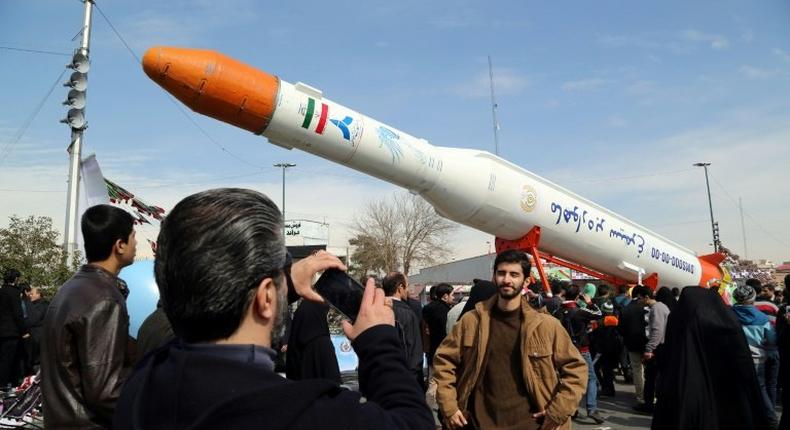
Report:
1,187,789,429
0,269,49,390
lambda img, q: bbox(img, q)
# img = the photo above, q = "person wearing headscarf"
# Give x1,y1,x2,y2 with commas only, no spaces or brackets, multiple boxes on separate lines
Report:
655,287,677,313
651,286,768,430
286,300,341,383
578,283,597,309
459,279,496,318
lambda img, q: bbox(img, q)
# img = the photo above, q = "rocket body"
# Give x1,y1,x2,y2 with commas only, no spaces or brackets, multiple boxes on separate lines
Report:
143,47,723,288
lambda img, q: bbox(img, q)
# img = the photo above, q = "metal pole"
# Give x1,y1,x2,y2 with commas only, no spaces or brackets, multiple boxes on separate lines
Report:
488,55,500,156
274,163,295,239
63,0,93,258
694,162,717,252
739,196,747,259
702,165,717,252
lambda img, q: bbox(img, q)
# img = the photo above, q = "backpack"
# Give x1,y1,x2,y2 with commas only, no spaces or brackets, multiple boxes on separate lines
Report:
557,307,582,347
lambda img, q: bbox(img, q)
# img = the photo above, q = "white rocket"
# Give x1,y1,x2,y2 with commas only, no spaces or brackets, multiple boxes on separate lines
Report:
142,47,727,288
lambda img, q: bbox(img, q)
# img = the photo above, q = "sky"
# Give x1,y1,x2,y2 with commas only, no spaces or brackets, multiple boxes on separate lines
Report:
1,0,789,268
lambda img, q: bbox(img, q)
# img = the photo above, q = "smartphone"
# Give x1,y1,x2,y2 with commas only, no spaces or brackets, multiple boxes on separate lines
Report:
314,269,365,323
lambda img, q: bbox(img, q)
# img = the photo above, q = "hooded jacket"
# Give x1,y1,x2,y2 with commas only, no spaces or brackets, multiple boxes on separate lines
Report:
433,296,587,429
732,304,777,362
113,324,433,430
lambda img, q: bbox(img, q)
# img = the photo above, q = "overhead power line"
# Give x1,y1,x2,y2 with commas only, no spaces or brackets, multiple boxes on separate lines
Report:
0,69,68,167
560,168,695,184
0,45,71,56
93,3,268,171
708,172,790,251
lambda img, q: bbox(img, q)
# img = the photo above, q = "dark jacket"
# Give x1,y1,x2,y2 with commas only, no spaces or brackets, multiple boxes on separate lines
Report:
778,303,790,430
113,325,434,430
407,298,422,319
41,265,132,429
136,307,175,361
393,299,423,378
618,299,649,353
0,284,26,338
557,301,602,352
286,300,341,383
25,299,49,336
422,299,452,360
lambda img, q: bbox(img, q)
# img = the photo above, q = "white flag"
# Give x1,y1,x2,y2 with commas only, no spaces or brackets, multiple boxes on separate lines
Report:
80,154,110,207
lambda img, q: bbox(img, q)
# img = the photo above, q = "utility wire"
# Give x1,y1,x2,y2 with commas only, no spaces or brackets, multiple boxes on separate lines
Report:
708,172,790,251
561,168,695,184
93,3,269,171
0,169,279,194
132,170,278,189
0,69,68,167
0,45,71,56
0,188,62,193
93,4,141,63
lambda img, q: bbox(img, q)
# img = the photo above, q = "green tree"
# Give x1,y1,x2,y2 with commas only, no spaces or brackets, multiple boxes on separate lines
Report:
0,215,81,295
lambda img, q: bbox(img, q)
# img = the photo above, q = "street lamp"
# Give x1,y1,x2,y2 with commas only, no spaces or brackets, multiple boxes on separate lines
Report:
693,162,720,252
274,163,296,239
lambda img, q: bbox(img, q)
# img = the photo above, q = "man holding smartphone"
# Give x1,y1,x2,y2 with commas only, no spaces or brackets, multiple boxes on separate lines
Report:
434,250,587,430
113,188,433,430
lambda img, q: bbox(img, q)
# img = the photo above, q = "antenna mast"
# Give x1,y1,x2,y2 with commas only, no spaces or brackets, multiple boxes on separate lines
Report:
488,55,500,156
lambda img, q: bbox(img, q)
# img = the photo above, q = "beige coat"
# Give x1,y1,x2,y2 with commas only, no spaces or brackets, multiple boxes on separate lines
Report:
434,296,587,429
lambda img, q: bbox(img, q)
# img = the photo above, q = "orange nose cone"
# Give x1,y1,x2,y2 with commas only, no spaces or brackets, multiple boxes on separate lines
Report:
142,46,280,134
697,252,726,287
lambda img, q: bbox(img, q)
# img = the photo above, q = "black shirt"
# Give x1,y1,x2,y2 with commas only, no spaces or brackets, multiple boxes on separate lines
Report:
422,300,452,360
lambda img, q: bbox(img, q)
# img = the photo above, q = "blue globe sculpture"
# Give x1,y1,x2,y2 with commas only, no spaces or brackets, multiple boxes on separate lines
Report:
120,259,160,338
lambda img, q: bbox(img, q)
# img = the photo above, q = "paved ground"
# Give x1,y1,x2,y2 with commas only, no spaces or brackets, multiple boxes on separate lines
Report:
343,371,654,429
572,381,653,430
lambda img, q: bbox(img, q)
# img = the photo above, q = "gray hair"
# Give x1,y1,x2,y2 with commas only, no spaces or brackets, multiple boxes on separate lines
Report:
155,188,285,342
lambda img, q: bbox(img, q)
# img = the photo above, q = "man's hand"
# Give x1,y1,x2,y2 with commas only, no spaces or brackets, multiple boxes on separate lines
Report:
642,351,654,362
532,411,560,430
289,250,347,303
446,410,468,430
342,278,395,341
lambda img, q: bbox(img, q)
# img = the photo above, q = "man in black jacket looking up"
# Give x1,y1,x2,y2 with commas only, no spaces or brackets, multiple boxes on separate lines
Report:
382,272,425,390
113,188,433,430
42,204,137,429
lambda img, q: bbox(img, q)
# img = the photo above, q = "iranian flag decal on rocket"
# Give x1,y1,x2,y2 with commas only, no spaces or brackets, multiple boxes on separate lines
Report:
301,97,329,134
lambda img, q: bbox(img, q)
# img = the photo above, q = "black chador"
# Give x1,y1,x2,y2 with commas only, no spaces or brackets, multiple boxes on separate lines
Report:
652,287,767,430
286,300,342,383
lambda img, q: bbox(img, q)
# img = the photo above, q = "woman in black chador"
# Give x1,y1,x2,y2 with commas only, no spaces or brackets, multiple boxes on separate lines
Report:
286,300,342,383
651,286,767,430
